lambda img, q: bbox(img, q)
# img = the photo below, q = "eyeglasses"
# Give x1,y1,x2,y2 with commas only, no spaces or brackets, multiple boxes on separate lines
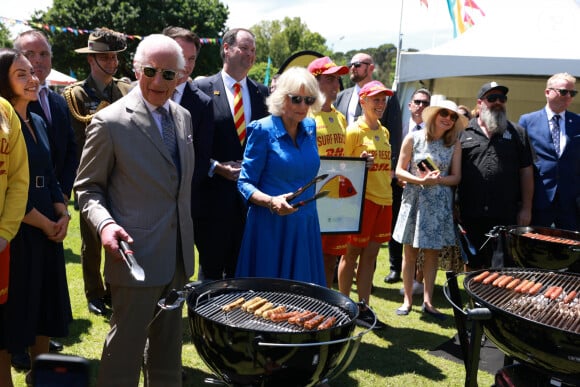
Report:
348,61,371,68
413,99,430,107
549,88,578,97
484,94,508,103
141,66,179,81
438,109,459,122
288,94,316,106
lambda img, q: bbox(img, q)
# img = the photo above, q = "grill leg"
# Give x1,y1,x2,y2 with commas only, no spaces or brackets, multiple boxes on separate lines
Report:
445,272,470,367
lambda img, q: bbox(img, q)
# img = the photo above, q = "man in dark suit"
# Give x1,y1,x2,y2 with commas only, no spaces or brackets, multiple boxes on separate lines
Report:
162,27,214,225
74,34,194,386
335,52,402,285
194,28,269,280
13,28,75,364
65,28,133,316
519,72,580,230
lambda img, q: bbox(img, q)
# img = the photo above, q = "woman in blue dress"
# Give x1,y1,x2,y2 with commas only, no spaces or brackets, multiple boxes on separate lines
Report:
236,67,326,286
392,100,467,318
0,49,72,385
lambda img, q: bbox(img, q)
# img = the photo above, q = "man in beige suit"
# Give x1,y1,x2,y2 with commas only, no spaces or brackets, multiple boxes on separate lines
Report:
74,34,194,386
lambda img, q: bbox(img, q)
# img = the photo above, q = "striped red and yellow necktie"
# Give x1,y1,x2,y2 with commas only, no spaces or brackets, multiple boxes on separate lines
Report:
233,82,246,145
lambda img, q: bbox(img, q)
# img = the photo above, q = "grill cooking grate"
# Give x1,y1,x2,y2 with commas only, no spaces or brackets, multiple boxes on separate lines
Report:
466,269,580,334
192,290,352,333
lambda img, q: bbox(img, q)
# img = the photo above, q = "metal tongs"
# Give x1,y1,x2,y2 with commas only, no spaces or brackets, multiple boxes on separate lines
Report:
286,174,329,202
119,240,146,281
291,190,330,208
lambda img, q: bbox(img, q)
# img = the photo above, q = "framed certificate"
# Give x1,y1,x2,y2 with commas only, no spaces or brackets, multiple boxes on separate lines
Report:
316,157,367,234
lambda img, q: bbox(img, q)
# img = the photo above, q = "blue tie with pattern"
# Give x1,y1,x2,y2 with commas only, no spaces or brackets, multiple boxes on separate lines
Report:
157,107,180,172
551,114,560,155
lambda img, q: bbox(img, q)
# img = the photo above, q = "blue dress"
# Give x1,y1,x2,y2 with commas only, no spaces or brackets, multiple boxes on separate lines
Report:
0,113,72,352
393,130,456,249
236,115,326,286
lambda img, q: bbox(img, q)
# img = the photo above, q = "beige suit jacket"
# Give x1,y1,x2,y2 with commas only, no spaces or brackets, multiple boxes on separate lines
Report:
74,88,195,287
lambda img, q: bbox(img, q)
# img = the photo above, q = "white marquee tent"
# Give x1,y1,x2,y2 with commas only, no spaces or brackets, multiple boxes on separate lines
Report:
47,68,77,86
396,0,580,122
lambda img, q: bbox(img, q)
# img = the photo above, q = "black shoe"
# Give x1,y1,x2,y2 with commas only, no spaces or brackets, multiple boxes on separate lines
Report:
11,351,30,371
421,303,447,321
88,298,108,315
355,308,387,330
49,340,63,352
384,271,401,283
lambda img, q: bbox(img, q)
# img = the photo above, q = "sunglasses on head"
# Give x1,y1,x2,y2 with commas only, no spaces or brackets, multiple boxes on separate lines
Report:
413,99,430,107
438,109,459,122
141,66,179,81
288,94,316,106
549,88,578,97
484,94,508,103
348,61,371,68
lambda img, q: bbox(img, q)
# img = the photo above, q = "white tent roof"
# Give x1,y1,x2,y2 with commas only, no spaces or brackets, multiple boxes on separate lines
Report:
398,0,580,83
47,69,77,86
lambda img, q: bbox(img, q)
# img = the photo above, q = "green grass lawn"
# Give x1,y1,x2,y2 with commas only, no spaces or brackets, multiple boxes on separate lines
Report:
11,204,495,386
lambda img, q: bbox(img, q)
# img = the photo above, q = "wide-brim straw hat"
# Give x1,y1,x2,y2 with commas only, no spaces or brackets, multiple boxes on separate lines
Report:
422,99,468,131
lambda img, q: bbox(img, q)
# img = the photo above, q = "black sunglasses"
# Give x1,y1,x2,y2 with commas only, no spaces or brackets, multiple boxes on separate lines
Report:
484,94,508,103
348,61,371,68
438,109,459,122
413,99,430,107
288,94,316,106
549,88,578,97
141,66,179,81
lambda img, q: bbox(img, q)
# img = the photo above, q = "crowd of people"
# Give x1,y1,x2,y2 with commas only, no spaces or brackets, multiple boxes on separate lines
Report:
0,23,578,386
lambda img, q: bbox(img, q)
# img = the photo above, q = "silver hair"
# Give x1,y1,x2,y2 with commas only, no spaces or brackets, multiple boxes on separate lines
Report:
133,34,185,72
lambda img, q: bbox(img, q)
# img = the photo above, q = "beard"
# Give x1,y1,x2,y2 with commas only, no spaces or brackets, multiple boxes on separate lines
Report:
479,104,508,135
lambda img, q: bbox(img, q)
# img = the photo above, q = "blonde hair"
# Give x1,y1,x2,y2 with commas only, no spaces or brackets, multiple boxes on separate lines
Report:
547,72,576,88
425,108,462,147
266,67,323,116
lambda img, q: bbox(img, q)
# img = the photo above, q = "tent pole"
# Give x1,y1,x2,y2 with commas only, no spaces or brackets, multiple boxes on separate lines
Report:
392,0,404,92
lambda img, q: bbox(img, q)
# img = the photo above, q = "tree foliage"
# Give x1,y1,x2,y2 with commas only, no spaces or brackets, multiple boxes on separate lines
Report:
0,23,12,48
32,0,228,80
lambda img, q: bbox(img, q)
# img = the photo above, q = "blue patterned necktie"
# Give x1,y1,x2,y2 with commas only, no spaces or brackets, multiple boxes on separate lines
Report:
157,107,180,172
551,114,560,155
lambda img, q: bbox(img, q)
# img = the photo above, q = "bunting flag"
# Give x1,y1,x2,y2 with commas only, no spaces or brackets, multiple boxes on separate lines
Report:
0,16,221,44
420,0,429,8
445,0,485,37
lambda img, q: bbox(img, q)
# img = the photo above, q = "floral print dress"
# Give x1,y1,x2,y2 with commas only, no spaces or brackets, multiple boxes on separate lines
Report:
393,130,456,249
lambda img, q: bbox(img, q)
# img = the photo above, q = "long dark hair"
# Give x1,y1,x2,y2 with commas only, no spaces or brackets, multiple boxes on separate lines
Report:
0,49,21,103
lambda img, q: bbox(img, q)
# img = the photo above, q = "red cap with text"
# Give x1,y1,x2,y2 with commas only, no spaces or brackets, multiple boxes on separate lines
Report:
358,80,394,97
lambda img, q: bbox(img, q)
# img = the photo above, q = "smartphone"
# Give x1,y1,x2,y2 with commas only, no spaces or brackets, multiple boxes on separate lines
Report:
33,353,90,387
416,156,439,172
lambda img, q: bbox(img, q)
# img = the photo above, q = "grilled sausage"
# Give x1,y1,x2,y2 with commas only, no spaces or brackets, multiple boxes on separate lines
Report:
254,302,274,316
505,278,521,290
543,286,557,299
263,305,286,319
528,282,543,295
482,272,500,285
514,279,530,293
304,314,326,330
247,299,268,313
288,311,313,324
473,271,491,283
222,297,245,312
497,275,513,288
241,297,264,312
492,274,508,287
563,290,577,304
270,311,300,322
295,312,318,326
520,280,536,294
317,316,337,330
549,287,563,301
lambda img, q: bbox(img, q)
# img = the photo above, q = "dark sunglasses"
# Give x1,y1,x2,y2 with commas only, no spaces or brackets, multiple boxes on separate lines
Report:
348,61,371,68
288,94,316,106
141,66,179,81
438,109,459,122
413,99,430,107
484,94,508,103
549,88,578,97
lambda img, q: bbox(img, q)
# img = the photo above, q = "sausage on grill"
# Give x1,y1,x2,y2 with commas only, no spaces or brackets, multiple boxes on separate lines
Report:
528,282,543,295
270,311,300,322
317,316,337,330
304,314,326,330
549,287,563,301
263,305,286,319
247,299,268,313
520,280,536,294
492,274,508,287
254,302,274,316
473,271,491,282
563,290,577,304
483,272,500,285
514,279,530,293
288,311,313,324
222,297,245,312
497,275,514,288
505,278,521,290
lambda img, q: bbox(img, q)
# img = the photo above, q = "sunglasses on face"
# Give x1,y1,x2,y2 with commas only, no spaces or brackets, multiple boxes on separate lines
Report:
141,66,179,81
348,61,371,68
549,88,578,97
413,99,430,107
438,109,459,122
288,94,316,106
484,94,508,103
